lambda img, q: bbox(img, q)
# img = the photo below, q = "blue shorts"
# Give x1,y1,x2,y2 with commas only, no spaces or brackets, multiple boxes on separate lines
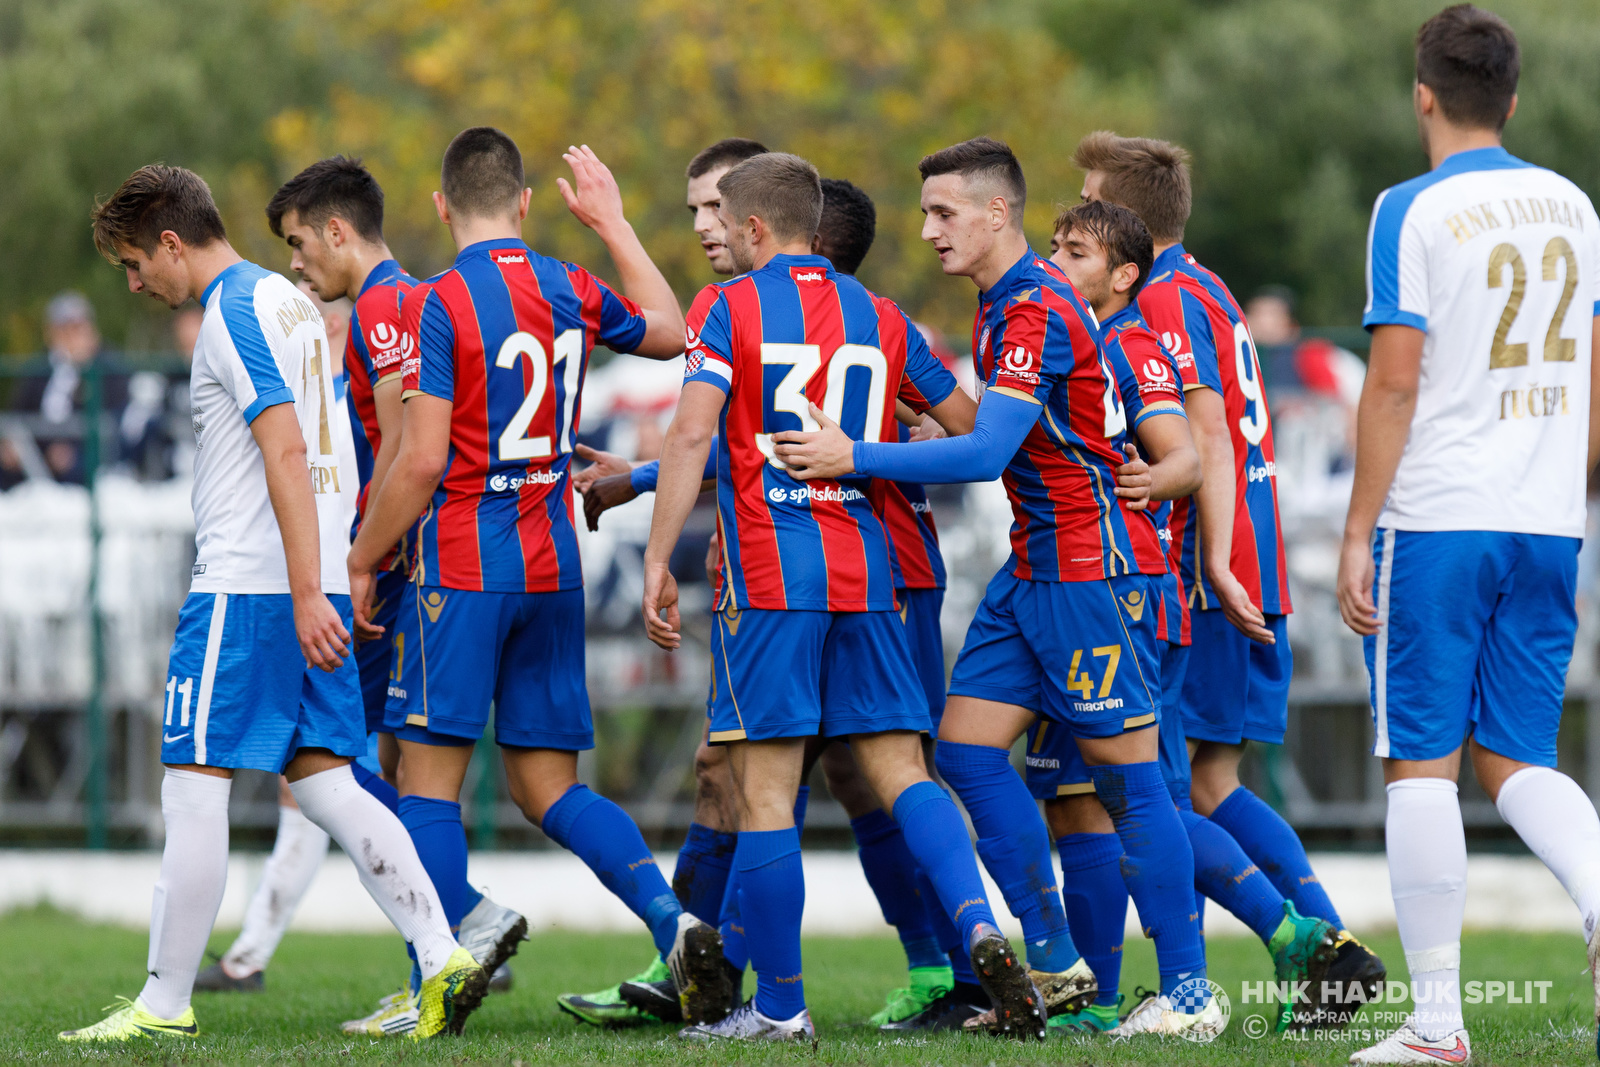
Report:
947,569,1161,738
1180,610,1291,745
356,569,408,734
900,587,948,733
1366,529,1578,766
161,592,365,773
707,605,929,743
1024,641,1191,804
383,584,592,750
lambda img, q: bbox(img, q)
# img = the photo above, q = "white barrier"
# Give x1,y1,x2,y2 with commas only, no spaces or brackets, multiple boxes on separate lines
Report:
0,849,1582,940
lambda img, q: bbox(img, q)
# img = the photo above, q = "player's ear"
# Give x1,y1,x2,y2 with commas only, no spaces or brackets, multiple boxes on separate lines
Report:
517,187,532,223
432,191,450,226
159,230,183,261
1113,262,1140,296
990,195,1009,232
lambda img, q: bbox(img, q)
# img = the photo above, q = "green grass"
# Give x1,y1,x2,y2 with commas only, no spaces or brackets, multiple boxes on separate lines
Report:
2,905,1594,1065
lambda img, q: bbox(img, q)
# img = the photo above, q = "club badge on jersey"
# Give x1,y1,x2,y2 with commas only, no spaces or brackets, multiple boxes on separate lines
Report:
682,253,959,613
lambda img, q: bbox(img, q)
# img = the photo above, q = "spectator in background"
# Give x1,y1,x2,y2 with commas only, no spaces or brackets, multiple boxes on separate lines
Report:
1248,285,1364,413
8,291,130,484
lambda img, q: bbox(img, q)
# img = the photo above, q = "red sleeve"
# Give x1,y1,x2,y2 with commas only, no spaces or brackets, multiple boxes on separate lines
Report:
989,298,1049,401
360,286,409,381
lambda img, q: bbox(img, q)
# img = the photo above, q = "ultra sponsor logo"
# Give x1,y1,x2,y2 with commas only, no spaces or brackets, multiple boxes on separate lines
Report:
1160,331,1197,370
1143,358,1172,384
767,484,866,505
490,469,562,492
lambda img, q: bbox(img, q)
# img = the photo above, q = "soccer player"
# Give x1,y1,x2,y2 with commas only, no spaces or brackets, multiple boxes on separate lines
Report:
582,177,980,1030
558,137,767,1028
774,137,1220,1039
268,157,525,1032
1337,7,1600,1063
61,164,484,1043
643,151,1044,1043
344,128,732,1025
1041,201,1338,1034
1075,130,1388,1023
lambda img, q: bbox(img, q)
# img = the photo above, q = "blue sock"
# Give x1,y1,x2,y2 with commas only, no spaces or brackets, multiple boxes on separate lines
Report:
915,867,979,986
934,742,1077,971
407,943,420,996
1209,786,1342,929
718,868,748,971
794,785,810,831
672,822,737,925
542,784,682,959
1181,808,1284,944
850,809,944,970
397,796,482,929
1087,761,1206,999
892,779,1001,951
736,828,806,1020
1056,832,1127,1007
350,761,399,814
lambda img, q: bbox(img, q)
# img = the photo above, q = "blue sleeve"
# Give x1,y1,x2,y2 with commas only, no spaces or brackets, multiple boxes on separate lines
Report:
852,390,1041,484
416,293,456,401
628,441,715,493
1179,290,1224,393
589,272,649,354
219,279,293,423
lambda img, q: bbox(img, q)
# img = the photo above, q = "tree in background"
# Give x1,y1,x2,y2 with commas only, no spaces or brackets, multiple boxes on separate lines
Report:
1043,0,1600,327
268,0,1145,341
0,0,338,357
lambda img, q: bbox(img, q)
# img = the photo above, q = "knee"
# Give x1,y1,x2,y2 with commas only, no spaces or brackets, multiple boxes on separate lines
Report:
1044,794,1114,838
693,741,730,795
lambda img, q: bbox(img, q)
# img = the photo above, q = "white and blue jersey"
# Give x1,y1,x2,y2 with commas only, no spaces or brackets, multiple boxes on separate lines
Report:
1362,147,1600,764
162,261,364,772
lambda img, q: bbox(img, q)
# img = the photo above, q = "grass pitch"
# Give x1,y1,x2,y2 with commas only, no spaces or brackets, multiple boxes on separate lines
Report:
3,905,1594,1065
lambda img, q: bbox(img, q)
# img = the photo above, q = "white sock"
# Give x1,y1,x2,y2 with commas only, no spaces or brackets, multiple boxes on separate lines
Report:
1385,778,1466,1039
1495,765,1600,941
138,769,233,1020
288,764,457,979
221,804,330,976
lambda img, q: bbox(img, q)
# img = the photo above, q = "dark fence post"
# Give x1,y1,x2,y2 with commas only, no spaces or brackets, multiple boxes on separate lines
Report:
84,360,107,849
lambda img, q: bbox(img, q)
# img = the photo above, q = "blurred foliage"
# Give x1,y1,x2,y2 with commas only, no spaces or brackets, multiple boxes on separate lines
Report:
4,0,1600,355
0,0,337,354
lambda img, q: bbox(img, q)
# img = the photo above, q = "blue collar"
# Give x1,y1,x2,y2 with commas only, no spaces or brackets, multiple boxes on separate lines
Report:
456,237,530,264
1151,243,1189,279
761,252,833,272
1433,144,1520,175
359,258,405,296
1102,302,1143,331
979,247,1038,303
200,260,255,306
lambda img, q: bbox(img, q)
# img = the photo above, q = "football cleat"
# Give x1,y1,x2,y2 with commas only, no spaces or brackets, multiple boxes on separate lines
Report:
1314,929,1389,1028
456,895,528,979
678,1001,814,1043
665,913,733,1025
1107,989,1225,1040
1047,999,1122,1035
193,956,264,993
619,971,682,1023
967,925,1048,1040
340,987,418,1037
1267,902,1339,1031
876,986,989,1032
488,962,513,993
59,996,198,1042
413,947,488,1039
868,964,954,1026
1348,1020,1470,1064
558,956,666,1028
964,956,1097,1032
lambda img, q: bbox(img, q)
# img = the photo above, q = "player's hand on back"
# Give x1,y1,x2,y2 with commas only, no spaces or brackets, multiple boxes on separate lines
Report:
1335,536,1381,637
1113,443,1151,511
909,413,947,442
557,145,626,235
1210,568,1275,645
582,473,639,531
294,590,351,672
772,403,856,480
642,561,682,650
571,443,631,491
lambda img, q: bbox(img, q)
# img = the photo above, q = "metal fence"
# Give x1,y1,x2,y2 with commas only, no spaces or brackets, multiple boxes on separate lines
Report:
4,343,1598,850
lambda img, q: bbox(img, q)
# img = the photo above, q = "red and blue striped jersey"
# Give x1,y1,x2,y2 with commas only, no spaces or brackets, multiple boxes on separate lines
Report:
684,253,957,612
881,423,945,592
1137,245,1291,615
400,238,649,593
973,250,1168,583
345,259,418,568
1101,302,1188,645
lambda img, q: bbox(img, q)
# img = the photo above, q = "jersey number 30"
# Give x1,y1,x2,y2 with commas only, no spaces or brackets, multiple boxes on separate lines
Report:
755,342,889,468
